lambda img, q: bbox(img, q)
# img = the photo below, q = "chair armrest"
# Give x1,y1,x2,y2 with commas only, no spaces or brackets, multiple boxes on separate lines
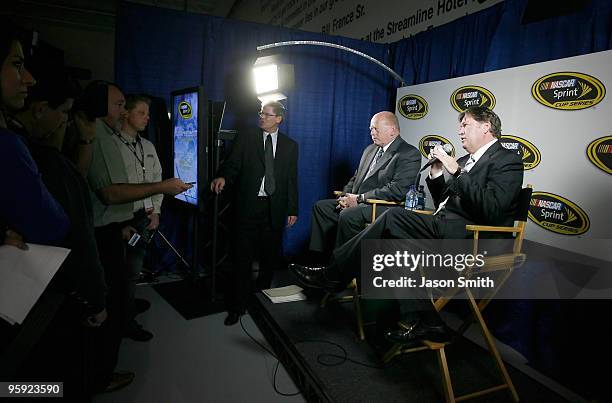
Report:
333,191,344,197
465,225,520,233
366,199,403,206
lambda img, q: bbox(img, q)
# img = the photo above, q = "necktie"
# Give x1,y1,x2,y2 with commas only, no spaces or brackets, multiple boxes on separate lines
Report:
264,134,275,196
366,147,384,178
463,155,476,173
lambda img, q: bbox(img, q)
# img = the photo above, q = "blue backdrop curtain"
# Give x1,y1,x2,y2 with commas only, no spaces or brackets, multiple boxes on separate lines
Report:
391,0,612,85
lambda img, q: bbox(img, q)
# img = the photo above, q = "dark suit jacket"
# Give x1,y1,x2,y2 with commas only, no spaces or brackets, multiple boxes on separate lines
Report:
426,141,524,228
218,128,298,230
343,136,421,201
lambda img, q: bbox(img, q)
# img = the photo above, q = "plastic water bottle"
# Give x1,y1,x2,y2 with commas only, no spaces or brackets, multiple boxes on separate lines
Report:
405,185,417,210
416,185,426,210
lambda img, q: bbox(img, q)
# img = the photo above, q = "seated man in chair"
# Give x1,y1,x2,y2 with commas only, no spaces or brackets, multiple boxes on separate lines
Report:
308,111,420,260
290,106,524,344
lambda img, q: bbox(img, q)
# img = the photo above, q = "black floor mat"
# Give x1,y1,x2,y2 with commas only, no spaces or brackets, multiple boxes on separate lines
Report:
153,279,225,320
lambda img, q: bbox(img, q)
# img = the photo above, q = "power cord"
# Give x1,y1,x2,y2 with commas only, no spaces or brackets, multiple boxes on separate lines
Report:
239,315,301,397
238,316,396,398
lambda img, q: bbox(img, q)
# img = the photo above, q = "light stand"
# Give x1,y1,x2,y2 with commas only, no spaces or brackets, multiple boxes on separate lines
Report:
255,40,406,86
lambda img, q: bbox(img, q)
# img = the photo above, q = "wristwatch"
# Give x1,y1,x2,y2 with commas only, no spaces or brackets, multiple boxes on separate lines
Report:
357,194,366,203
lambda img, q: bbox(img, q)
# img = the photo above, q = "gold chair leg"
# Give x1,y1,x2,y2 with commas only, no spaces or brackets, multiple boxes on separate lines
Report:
352,282,365,340
436,347,455,403
466,289,519,402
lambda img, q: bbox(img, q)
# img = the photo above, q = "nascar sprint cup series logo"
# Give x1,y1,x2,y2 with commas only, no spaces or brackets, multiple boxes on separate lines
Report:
500,135,541,170
419,135,455,159
178,101,193,119
532,72,605,110
398,94,428,120
450,86,496,112
586,135,612,175
528,192,590,235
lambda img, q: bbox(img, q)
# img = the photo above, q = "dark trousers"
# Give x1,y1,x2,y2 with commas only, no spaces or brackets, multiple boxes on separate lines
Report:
331,208,469,322
309,199,390,252
16,301,91,402
89,222,128,391
125,210,151,331
227,197,283,313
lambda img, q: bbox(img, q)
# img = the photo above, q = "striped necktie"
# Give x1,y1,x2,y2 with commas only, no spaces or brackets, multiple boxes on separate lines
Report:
366,147,384,178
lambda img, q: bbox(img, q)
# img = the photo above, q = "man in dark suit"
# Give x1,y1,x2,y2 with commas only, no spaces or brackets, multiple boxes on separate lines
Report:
309,111,421,258
290,106,523,343
211,101,298,326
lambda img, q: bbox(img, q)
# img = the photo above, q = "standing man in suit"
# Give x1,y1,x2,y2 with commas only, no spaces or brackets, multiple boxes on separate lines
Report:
290,106,523,343
211,101,298,326
309,111,420,257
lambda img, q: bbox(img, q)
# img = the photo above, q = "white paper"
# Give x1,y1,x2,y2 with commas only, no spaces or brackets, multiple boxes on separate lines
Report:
262,285,306,303
0,244,70,324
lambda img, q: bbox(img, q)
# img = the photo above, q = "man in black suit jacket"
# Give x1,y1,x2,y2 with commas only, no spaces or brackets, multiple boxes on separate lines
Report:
309,111,420,256
290,106,523,343
211,101,298,326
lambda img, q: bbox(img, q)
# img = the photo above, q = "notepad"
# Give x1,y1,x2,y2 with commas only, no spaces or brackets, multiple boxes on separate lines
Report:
0,244,70,324
262,285,306,303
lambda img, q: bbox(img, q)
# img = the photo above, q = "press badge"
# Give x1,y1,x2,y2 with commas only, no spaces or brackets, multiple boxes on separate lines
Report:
128,233,141,246
144,197,153,211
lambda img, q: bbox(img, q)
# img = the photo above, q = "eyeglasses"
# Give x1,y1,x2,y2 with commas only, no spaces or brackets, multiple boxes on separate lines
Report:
258,112,277,118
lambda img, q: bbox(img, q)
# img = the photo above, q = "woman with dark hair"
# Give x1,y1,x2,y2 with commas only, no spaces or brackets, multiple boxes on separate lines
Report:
0,19,69,246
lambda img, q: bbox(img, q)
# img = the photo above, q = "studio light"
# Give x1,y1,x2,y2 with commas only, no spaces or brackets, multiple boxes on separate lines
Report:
252,55,294,102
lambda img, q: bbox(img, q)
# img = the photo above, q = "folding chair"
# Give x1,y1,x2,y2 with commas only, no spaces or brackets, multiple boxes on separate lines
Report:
382,185,533,403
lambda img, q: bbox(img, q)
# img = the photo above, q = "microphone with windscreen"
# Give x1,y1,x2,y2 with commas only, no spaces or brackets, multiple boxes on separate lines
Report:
419,144,453,172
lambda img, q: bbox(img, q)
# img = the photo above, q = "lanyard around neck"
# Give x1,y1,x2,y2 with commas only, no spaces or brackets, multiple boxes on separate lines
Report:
114,131,145,176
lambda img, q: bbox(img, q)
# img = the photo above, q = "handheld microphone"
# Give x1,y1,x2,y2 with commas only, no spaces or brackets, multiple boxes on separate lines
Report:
419,144,453,172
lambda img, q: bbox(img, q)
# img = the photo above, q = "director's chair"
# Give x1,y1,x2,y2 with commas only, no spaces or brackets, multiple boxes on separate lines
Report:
382,185,533,403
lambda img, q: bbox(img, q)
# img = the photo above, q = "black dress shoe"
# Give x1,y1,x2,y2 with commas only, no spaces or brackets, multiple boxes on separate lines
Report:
224,312,241,326
124,324,153,342
100,371,135,393
385,321,451,344
134,298,151,314
288,263,344,292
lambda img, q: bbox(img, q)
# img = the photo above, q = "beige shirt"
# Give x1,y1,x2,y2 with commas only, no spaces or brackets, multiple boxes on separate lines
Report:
88,120,134,227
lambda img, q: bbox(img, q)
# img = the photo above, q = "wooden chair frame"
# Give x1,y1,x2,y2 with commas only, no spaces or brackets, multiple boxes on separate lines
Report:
382,185,533,403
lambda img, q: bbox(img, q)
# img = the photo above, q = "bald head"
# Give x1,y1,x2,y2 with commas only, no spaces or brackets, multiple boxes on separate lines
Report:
369,111,400,147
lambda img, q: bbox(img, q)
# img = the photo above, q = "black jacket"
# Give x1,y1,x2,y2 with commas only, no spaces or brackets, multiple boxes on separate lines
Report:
427,141,524,228
219,128,298,230
343,136,421,201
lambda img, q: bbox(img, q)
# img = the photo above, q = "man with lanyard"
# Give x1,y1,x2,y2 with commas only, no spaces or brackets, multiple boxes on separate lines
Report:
86,82,191,393
115,94,162,342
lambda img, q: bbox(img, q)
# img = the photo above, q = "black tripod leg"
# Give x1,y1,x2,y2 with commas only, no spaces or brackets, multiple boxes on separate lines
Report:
154,230,191,270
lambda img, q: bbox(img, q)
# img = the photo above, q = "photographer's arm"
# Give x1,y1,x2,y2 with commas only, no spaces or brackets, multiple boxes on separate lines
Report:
73,112,96,177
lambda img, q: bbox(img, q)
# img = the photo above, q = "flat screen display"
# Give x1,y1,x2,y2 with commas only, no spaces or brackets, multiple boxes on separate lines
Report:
172,89,200,205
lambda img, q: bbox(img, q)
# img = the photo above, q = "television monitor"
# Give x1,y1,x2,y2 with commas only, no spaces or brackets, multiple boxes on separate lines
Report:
171,86,206,208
